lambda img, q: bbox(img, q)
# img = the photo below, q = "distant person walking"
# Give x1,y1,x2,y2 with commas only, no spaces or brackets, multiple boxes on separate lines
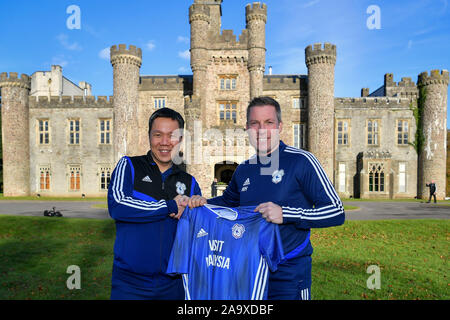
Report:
211,178,218,197
426,181,437,203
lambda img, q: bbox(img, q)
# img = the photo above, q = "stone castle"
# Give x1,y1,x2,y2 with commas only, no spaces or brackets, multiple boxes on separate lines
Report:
0,0,448,199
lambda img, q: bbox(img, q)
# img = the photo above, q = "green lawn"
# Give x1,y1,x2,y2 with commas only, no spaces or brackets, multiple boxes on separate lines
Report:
0,215,448,300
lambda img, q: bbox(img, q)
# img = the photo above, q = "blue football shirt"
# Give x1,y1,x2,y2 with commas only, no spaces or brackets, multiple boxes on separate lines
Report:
166,204,284,300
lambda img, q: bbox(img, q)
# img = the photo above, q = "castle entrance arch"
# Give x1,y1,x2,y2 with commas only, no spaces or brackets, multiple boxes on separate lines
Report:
214,161,238,184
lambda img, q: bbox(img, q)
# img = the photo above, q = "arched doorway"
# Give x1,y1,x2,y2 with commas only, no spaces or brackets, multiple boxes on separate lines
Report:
214,162,238,184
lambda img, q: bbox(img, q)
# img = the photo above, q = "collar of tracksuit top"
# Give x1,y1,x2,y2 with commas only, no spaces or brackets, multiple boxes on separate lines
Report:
130,150,193,214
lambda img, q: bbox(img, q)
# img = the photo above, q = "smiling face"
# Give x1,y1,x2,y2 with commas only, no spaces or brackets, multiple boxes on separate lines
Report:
149,117,183,172
246,104,282,155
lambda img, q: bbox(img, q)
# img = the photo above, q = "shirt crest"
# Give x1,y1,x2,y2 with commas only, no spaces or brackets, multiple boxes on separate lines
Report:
272,169,284,184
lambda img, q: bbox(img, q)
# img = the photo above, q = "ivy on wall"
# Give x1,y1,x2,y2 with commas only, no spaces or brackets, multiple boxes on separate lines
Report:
409,86,426,156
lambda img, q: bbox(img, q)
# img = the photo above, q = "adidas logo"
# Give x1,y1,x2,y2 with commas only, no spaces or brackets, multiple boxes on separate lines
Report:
241,178,250,192
142,176,152,183
196,228,208,238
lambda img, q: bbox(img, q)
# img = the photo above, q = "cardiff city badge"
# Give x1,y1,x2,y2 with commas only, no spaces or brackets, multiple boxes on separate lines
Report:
231,223,245,239
272,169,284,184
176,181,187,195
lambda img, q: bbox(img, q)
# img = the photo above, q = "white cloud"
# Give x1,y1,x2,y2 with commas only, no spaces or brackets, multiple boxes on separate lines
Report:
56,33,82,51
177,36,189,44
99,47,110,60
178,50,190,60
303,0,320,8
178,66,189,73
51,55,69,67
407,40,413,50
146,40,156,51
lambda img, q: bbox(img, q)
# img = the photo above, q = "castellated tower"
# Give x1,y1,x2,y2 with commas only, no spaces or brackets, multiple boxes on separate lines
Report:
110,44,142,161
246,2,267,99
305,43,337,183
0,72,31,196
189,1,210,103
417,69,449,200
183,95,203,179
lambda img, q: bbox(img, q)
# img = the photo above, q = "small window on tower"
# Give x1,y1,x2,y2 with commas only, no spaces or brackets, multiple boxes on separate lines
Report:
218,75,237,91
154,97,166,109
218,101,238,124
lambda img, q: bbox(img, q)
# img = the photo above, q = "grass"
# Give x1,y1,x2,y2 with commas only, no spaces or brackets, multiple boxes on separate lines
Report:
311,220,449,300
0,216,448,300
0,216,114,300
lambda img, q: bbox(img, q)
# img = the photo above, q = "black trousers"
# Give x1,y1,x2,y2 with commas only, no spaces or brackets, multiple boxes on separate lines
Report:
427,193,437,203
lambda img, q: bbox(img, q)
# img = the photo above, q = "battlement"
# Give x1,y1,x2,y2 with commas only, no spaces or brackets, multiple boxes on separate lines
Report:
263,75,307,91
246,2,267,22
29,95,113,108
110,44,142,67
0,72,31,89
335,97,412,109
384,73,417,88
110,44,142,59
194,0,222,4
305,43,337,66
139,75,193,92
305,43,336,56
189,4,211,23
418,69,450,86
209,29,249,49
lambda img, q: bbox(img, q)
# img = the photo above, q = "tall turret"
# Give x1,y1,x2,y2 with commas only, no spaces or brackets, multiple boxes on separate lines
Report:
417,69,449,200
305,43,337,182
110,44,142,160
246,2,267,99
184,95,210,194
0,72,31,196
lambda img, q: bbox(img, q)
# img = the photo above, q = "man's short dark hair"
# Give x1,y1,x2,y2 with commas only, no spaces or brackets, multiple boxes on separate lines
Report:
148,107,185,134
246,96,282,124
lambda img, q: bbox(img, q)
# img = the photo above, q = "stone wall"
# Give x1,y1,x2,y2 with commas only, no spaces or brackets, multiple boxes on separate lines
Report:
335,97,417,199
28,95,113,197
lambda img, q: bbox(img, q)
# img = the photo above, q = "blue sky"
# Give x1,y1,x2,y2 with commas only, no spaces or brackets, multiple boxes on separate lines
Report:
0,0,449,127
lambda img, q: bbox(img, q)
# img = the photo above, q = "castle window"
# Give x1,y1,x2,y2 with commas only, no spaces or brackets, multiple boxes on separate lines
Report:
69,165,81,191
219,101,237,123
154,97,166,109
293,123,306,149
219,75,237,91
99,119,112,144
292,97,306,109
337,120,349,145
367,119,379,145
69,119,80,145
39,166,51,191
99,166,112,190
368,162,385,192
38,119,50,145
397,120,409,145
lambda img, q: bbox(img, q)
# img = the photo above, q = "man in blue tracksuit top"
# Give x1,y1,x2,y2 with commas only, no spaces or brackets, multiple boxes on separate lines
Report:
108,108,201,300
188,96,345,300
